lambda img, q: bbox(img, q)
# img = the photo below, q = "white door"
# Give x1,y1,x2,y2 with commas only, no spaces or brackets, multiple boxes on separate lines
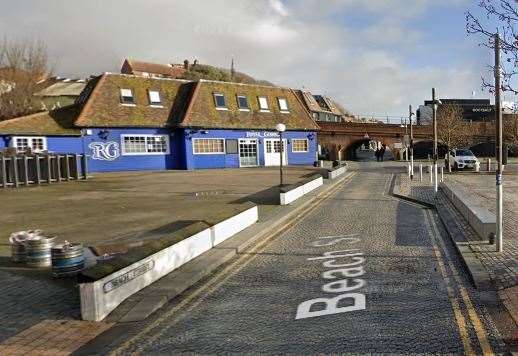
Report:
264,138,287,166
239,139,259,167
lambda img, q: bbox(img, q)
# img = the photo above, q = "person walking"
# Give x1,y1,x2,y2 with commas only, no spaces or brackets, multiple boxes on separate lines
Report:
380,144,386,162
375,148,380,162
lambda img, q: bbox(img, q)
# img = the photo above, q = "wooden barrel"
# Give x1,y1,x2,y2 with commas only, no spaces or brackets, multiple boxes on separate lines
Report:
26,236,56,268
51,243,84,277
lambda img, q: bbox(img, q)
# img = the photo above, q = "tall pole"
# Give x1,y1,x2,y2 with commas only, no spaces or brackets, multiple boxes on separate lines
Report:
432,88,438,193
409,105,414,180
279,131,284,187
494,33,503,252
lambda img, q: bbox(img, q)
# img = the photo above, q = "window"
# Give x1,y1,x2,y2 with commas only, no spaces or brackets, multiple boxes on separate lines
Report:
278,97,289,112
213,93,227,109
12,136,47,152
148,90,162,106
120,88,135,105
237,95,249,110
193,138,225,154
121,135,169,155
292,139,309,153
258,96,269,111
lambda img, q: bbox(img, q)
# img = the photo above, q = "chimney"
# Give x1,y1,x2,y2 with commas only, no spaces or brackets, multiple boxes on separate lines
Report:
183,59,190,71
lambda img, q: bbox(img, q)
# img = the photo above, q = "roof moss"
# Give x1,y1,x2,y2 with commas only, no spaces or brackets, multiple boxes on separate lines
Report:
0,105,81,136
182,81,319,131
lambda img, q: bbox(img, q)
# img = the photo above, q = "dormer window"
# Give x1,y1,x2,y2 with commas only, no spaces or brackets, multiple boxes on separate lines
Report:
148,90,162,106
120,88,135,105
277,97,289,113
258,96,269,112
237,95,249,111
214,93,227,110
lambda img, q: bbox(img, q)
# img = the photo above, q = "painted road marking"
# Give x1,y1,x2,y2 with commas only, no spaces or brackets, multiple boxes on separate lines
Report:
426,210,494,356
110,172,356,355
296,235,366,320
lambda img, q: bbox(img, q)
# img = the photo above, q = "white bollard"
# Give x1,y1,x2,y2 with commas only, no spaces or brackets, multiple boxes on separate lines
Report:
440,166,444,182
407,165,411,178
487,158,491,172
429,165,433,184
419,164,423,182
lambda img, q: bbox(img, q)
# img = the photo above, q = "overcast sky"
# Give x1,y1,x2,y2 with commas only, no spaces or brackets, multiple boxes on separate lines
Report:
0,0,507,117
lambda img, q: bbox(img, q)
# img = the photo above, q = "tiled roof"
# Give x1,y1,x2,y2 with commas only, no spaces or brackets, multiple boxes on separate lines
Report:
181,80,319,131
74,73,194,128
122,59,186,78
0,105,81,136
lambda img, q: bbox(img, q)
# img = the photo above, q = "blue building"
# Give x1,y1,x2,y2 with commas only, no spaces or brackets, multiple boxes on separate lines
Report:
0,73,319,172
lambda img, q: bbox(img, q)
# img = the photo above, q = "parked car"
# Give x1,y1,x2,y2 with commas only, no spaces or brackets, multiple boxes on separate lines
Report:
444,149,479,170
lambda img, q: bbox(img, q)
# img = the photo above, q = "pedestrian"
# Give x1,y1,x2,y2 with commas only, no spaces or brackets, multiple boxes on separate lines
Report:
375,148,380,162
380,144,386,162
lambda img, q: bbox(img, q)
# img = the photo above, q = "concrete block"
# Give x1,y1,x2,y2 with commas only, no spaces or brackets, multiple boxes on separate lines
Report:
211,206,259,245
280,176,323,205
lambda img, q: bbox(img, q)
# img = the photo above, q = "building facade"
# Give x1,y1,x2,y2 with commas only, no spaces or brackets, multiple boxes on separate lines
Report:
0,74,319,172
417,98,495,124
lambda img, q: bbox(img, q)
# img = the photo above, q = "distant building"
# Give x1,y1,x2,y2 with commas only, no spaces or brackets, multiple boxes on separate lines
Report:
417,98,494,125
120,58,190,78
295,89,352,123
34,77,88,110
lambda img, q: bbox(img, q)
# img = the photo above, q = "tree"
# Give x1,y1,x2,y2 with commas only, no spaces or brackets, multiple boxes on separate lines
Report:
504,114,518,144
466,1,518,94
0,39,51,120
437,105,475,171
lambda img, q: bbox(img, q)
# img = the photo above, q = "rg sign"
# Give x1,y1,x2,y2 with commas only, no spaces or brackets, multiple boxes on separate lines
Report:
89,141,120,161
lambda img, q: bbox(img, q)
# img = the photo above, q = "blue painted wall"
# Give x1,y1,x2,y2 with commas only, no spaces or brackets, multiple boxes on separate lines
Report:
183,129,317,170
0,128,317,172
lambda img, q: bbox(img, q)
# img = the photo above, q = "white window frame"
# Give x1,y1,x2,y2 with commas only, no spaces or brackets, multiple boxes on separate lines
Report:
120,88,136,106
277,97,289,113
148,90,163,107
192,138,226,155
12,136,47,153
121,134,170,156
213,93,228,111
292,139,309,153
237,95,250,112
258,96,270,112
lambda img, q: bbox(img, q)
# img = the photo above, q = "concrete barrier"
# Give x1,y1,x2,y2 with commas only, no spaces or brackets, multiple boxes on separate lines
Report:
79,204,258,321
323,165,347,180
280,175,323,205
440,182,495,240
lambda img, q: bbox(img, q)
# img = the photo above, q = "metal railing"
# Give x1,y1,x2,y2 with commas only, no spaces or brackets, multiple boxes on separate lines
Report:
0,153,88,188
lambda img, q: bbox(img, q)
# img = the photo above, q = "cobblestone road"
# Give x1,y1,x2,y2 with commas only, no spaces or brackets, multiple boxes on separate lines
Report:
99,168,507,354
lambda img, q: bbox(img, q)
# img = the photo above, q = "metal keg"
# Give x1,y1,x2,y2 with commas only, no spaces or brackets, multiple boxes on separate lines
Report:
51,243,85,277
26,236,56,268
10,230,42,263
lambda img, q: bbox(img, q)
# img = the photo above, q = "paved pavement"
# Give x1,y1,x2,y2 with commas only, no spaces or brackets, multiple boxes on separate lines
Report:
446,174,518,291
88,166,508,354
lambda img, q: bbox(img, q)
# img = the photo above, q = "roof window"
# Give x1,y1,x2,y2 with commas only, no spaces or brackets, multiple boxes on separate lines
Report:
258,96,269,111
120,88,135,105
237,95,250,111
213,93,227,110
148,90,162,106
278,97,289,113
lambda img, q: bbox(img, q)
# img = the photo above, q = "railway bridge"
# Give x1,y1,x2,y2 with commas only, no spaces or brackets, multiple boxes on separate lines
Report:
318,122,433,160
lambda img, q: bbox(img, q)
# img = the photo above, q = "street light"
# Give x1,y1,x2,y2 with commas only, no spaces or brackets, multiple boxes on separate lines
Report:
431,88,442,193
409,105,415,180
276,123,286,187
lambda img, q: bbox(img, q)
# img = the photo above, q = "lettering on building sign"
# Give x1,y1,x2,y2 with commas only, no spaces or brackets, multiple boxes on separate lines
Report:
472,108,492,113
246,131,280,138
295,234,366,320
89,142,120,161
103,260,155,293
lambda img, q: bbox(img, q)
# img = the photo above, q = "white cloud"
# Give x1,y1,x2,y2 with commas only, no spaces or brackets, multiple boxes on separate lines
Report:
0,0,487,115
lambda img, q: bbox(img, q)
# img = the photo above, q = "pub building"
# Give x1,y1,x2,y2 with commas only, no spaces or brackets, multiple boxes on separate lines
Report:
0,74,319,172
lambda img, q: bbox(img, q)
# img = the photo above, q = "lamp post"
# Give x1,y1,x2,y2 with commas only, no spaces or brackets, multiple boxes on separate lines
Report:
494,33,503,252
276,123,286,187
431,88,442,193
409,105,414,180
